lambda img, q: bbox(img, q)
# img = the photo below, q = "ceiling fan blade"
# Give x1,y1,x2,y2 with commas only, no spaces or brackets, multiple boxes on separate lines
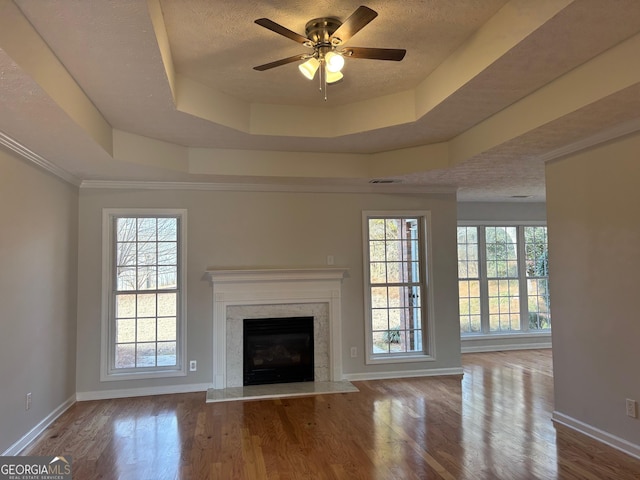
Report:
255,18,310,45
344,47,406,61
253,54,307,71
330,6,378,44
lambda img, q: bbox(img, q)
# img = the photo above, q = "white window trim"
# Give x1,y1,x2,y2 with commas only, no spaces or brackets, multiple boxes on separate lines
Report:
362,210,436,365
100,208,188,381
457,221,550,337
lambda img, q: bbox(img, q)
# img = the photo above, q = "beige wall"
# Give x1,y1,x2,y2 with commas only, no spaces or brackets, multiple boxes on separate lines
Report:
76,188,461,394
546,132,640,447
457,201,546,222
0,149,78,454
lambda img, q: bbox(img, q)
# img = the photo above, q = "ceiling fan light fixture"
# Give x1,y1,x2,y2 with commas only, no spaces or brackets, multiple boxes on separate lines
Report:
325,51,345,72
325,68,343,84
299,57,320,80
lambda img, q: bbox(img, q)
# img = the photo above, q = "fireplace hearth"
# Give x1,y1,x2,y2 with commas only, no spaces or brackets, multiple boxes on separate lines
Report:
243,316,315,386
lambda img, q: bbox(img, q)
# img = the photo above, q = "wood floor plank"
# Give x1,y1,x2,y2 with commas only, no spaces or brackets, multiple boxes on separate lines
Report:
21,350,640,479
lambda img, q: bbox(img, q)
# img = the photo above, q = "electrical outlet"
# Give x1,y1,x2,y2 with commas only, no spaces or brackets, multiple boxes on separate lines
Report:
189,360,197,372
25,393,32,411
350,346,357,358
626,398,637,418
327,255,334,266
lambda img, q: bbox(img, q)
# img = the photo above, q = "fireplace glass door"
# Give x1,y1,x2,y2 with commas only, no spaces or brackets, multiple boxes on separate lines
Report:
243,316,314,386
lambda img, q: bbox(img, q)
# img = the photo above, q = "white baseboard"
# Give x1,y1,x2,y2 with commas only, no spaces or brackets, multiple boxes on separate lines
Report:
552,411,640,460
461,342,552,353
2,394,76,456
76,383,212,401
343,367,464,382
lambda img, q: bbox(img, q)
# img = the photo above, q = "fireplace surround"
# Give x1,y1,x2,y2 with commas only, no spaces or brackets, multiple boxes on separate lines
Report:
206,268,348,389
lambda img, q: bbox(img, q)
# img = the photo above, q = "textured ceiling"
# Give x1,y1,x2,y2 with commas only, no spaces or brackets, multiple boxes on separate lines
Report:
1,0,640,201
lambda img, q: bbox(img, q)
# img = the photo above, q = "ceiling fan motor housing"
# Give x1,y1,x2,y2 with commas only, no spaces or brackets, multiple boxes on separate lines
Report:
305,17,342,44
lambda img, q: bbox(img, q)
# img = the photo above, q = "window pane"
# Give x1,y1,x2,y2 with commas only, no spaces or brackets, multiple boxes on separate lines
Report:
157,242,177,265
158,317,176,341
158,266,177,289
525,226,549,277
157,342,177,366
157,218,177,241
368,219,385,240
137,266,157,290
369,241,386,261
370,262,387,283
136,343,156,367
110,213,183,373
527,278,551,329
372,331,389,354
116,267,136,291
115,344,135,369
387,286,403,308
137,241,156,266
367,216,426,357
137,218,156,241
457,227,479,281
488,279,520,332
459,224,551,336
157,293,176,317
137,294,156,318
384,219,401,239
116,319,135,343
116,242,137,266
388,309,402,330
486,226,518,278
116,294,136,318
371,287,388,308
372,309,388,331
387,262,403,283
116,218,137,242
137,317,156,342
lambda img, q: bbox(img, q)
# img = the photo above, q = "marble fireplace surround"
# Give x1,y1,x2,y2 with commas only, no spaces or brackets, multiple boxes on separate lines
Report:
206,268,348,390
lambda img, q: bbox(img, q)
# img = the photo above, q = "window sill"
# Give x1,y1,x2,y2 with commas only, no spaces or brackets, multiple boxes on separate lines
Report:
101,368,186,382
366,353,435,365
461,331,551,341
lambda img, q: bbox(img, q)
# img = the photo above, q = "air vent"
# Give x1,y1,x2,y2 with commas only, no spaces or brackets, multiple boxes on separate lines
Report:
369,179,399,184
510,195,531,198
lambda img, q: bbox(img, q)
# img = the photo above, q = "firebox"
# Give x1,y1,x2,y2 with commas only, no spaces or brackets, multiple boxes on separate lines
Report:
243,316,314,386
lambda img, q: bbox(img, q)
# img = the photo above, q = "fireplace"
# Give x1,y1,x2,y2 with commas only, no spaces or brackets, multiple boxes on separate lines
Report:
243,316,314,386
206,268,347,389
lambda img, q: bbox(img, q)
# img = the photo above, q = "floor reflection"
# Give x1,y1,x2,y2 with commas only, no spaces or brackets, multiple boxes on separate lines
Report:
112,411,180,479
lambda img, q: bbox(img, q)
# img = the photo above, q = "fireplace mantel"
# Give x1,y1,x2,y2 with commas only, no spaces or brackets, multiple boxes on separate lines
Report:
206,268,348,284
206,267,348,389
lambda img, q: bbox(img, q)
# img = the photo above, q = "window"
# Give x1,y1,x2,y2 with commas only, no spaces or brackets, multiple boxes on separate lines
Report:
363,212,432,363
458,224,550,335
101,209,187,380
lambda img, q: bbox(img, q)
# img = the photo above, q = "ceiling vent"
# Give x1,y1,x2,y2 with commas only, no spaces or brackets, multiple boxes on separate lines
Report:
369,179,399,184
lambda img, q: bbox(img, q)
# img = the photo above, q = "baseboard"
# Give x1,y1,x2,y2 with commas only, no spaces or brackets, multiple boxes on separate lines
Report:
461,342,552,353
2,394,76,456
342,367,464,382
552,411,640,460
76,383,212,401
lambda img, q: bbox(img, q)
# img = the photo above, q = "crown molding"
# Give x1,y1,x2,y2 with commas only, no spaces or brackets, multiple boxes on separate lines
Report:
0,130,80,186
538,117,640,164
79,179,457,195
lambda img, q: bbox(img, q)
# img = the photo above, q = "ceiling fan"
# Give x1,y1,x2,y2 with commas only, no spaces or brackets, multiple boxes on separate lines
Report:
253,6,406,98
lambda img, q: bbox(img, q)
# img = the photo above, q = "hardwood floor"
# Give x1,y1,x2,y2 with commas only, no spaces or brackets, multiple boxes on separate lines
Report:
23,350,640,479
